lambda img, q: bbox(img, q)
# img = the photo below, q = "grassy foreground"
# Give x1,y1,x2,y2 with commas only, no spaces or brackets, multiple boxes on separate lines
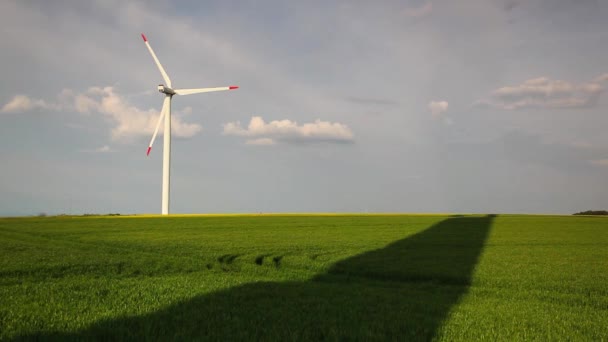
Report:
0,214,607,340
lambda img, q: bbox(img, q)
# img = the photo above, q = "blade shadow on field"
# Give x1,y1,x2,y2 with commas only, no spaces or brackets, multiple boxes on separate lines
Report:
16,215,495,341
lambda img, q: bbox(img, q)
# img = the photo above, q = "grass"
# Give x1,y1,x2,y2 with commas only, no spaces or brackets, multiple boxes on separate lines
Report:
0,214,606,340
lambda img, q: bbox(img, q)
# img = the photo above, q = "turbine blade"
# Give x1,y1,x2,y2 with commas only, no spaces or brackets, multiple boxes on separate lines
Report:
141,33,172,87
174,86,238,96
147,96,170,156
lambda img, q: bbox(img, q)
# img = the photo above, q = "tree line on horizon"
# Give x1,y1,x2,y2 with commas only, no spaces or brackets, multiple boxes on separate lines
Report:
573,210,608,216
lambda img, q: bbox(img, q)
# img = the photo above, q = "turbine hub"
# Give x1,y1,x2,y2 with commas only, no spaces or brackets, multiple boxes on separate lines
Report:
158,84,175,95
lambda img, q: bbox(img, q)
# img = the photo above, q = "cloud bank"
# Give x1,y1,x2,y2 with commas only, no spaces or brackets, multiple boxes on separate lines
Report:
223,116,354,145
1,95,56,113
477,74,608,110
1,87,201,140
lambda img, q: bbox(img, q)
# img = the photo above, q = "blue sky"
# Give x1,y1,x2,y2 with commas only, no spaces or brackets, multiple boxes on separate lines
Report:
1,0,607,215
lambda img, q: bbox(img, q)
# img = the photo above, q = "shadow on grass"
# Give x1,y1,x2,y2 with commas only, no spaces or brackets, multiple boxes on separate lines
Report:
17,215,495,341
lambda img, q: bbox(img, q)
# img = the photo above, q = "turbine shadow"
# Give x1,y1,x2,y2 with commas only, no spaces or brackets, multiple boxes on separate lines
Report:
16,215,494,341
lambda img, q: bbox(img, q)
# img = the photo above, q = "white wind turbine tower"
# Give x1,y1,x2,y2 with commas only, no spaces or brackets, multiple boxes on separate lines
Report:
141,33,238,215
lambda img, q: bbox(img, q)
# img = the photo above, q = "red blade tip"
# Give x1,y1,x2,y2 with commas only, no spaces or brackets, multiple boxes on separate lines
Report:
146,147,152,156
229,86,239,90
141,33,148,42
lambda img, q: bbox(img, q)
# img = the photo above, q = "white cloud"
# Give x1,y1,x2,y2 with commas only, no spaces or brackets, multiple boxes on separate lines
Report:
428,100,452,125
96,145,111,153
223,116,354,145
82,86,201,140
589,159,608,166
1,87,201,140
403,2,433,17
478,74,608,110
595,74,608,83
245,138,275,146
73,93,99,114
1,95,53,113
80,145,112,153
428,100,449,118
569,140,593,149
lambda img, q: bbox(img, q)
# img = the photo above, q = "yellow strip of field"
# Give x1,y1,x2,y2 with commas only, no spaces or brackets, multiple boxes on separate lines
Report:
88,212,470,219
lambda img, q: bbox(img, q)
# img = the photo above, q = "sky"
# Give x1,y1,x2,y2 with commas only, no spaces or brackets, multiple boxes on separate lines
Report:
1,0,607,215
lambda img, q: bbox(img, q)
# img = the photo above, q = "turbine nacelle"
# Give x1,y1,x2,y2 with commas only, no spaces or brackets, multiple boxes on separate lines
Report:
157,84,175,95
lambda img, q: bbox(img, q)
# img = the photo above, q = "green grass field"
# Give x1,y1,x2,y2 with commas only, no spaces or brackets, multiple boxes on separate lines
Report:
1,214,607,340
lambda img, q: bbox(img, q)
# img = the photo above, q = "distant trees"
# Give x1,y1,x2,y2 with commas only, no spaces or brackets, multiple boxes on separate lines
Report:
33,213,122,218
573,210,608,216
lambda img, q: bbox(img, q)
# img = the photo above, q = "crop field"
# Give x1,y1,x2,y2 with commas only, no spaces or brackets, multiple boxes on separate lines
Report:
0,214,607,340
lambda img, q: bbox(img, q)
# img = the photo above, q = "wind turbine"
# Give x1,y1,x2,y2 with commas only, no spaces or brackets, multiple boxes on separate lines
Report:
141,33,238,215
